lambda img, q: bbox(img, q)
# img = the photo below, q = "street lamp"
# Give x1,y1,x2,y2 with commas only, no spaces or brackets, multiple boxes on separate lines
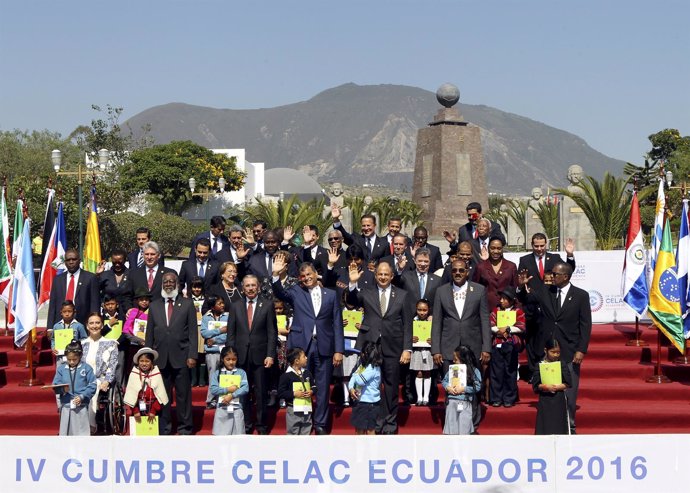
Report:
51,148,109,256
189,177,227,221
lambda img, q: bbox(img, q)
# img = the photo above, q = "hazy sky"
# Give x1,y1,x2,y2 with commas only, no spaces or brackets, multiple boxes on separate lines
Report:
1,0,688,165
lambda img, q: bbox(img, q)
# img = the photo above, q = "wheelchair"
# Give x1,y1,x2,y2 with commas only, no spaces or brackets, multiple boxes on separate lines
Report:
95,383,128,435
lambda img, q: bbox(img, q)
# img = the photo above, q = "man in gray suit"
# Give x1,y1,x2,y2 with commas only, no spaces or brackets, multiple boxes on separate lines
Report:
145,271,198,435
431,259,491,428
347,262,413,434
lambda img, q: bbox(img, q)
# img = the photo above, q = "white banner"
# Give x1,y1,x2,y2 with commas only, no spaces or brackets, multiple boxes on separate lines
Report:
504,250,643,323
1,434,688,492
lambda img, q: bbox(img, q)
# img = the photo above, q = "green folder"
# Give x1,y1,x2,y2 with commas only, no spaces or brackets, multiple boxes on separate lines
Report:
276,315,287,330
539,361,562,386
293,381,312,412
129,416,159,436
219,374,241,391
497,310,517,327
54,328,74,353
413,320,432,347
342,310,362,338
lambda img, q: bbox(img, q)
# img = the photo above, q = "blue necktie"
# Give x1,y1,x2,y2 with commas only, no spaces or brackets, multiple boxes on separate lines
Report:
198,262,205,278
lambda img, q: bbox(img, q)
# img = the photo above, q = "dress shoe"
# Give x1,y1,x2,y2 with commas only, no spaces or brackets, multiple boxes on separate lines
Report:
421,400,429,406
416,401,423,407
267,391,278,408
342,401,350,408
314,426,328,435
503,402,514,408
490,402,501,407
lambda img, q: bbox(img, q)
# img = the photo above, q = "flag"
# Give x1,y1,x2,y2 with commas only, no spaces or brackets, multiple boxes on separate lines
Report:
2,199,24,326
677,199,690,339
12,218,37,347
40,188,55,265
0,188,12,303
38,201,67,310
83,186,101,273
622,190,648,317
651,180,665,270
648,217,685,352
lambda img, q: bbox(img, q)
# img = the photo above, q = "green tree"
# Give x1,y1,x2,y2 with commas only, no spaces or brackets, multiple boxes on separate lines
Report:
109,211,201,257
120,141,244,215
344,196,372,229
242,195,332,239
558,172,632,250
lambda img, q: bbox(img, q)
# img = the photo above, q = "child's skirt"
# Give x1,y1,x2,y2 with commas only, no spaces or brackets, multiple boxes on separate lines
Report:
350,401,379,431
212,404,245,435
59,405,90,436
286,407,312,435
443,399,474,435
409,349,434,371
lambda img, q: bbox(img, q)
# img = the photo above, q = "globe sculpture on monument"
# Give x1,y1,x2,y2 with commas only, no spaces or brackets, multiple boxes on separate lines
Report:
412,83,489,237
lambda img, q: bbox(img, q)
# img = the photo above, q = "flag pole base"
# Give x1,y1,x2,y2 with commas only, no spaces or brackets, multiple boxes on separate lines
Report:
673,355,690,364
645,374,672,383
19,377,44,387
626,339,649,347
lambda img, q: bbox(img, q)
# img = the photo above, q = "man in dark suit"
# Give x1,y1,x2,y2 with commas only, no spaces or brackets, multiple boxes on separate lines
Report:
178,238,220,294
382,216,404,255
247,230,296,282
295,225,329,276
441,241,478,284
126,241,176,304
347,262,413,434
226,274,277,434
444,202,505,253
518,261,590,434
432,258,491,428
271,256,344,434
46,248,100,330
249,219,267,253
408,226,443,273
517,233,576,374
145,271,198,435
325,229,348,277
332,204,388,263
189,215,230,260
380,234,415,275
127,227,164,269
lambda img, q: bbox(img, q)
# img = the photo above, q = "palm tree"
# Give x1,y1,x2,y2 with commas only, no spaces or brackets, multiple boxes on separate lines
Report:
242,195,332,239
530,201,559,250
557,172,632,250
505,199,528,245
344,196,372,229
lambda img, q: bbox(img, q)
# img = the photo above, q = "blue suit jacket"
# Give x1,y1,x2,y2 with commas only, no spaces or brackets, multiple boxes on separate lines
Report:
272,279,344,357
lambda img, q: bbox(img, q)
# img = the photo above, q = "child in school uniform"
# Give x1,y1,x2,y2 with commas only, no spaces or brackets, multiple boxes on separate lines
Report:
278,347,315,435
348,342,382,435
123,347,169,423
210,346,249,435
489,287,525,407
101,295,128,386
273,299,292,408
442,345,482,435
532,338,572,435
200,295,229,409
410,299,434,406
334,294,361,408
49,301,86,365
190,277,207,387
52,340,97,436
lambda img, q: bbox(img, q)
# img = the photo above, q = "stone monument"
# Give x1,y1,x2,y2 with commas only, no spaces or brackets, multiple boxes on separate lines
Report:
526,187,545,245
561,164,596,250
324,182,352,235
412,83,489,236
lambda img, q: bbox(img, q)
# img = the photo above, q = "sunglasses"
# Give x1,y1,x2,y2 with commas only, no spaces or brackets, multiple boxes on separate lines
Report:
451,268,467,273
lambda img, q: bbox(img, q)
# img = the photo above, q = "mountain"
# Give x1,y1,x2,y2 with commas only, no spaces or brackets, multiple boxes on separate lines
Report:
124,83,624,194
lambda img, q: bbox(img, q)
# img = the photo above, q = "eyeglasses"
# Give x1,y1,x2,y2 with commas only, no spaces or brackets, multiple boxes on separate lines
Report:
552,272,567,277
413,236,427,240
451,268,467,273
328,237,341,242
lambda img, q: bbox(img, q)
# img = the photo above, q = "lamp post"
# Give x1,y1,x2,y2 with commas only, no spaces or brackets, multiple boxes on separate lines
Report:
189,177,226,222
51,149,109,256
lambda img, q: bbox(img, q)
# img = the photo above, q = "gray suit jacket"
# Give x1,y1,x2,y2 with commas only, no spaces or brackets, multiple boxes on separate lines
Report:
431,281,491,362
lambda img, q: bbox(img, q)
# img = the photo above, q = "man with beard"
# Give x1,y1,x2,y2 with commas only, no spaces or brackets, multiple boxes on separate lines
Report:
145,271,198,435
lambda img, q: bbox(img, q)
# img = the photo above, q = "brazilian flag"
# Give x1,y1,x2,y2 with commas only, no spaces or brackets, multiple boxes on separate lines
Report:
648,217,685,352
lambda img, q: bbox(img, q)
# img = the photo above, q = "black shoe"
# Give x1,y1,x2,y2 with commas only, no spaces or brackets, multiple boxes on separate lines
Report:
206,401,217,410
314,426,328,435
490,402,501,407
267,392,278,408
256,428,269,435
279,399,287,409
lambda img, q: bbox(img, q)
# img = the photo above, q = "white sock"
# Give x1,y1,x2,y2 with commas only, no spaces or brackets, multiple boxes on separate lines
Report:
415,377,423,401
343,382,349,403
422,377,431,402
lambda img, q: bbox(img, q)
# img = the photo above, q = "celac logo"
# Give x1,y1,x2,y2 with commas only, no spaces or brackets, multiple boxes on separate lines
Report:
589,290,603,312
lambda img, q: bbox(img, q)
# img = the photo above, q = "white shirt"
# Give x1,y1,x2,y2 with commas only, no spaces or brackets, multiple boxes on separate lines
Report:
452,282,469,318
378,285,391,312
310,287,321,336
555,283,571,308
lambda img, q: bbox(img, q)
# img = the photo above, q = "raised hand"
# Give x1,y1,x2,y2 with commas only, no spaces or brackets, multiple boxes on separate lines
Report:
236,242,249,259
283,225,295,242
443,230,457,244
348,261,362,283
327,246,340,267
565,238,576,256
517,269,532,286
331,203,341,221
272,255,287,276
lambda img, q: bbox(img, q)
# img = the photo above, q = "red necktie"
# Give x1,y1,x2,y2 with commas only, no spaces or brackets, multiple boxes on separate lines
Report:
473,227,478,239
390,240,394,254
538,257,544,280
66,274,75,301
147,268,154,290
247,299,254,330
167,299,174,324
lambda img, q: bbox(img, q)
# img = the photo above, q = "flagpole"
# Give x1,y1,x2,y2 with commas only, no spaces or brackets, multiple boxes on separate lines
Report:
18,335,43,387
645,326,672,384
626,316,648,347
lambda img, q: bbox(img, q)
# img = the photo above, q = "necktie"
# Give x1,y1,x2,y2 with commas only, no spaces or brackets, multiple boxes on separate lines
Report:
267,254,272,275
366,236,372,253
198,262,205,278
473,227,478,239
137,250,144,268
147,268,154,290
390,240,394,254
66,274,75,302
380,289,387,316
538,257,544,280
212,238,218,254
167,298,174,324
419,273,426,298
247,299,254,329
557,289,562,310
481,241,488,256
